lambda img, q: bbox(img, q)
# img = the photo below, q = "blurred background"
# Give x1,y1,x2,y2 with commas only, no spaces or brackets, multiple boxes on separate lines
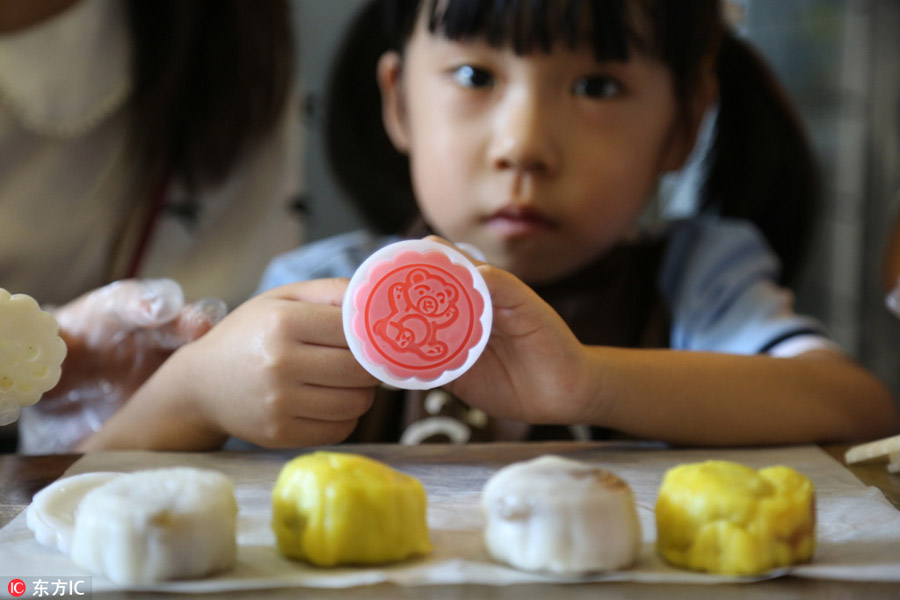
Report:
292,0,900,402
3,0,894,454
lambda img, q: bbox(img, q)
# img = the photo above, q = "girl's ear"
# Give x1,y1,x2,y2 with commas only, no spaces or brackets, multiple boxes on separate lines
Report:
661,65,719,173
377,51,411,153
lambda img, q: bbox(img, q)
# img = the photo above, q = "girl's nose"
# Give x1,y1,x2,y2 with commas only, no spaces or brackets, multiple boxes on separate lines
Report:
488,92,560,175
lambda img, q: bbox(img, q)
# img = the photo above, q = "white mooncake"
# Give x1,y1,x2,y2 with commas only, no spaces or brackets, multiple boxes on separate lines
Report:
481,455,642,574
27,472,123,554
69,467,238,584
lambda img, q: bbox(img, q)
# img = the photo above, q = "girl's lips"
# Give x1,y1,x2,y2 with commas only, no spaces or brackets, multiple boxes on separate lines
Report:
483,205,557,237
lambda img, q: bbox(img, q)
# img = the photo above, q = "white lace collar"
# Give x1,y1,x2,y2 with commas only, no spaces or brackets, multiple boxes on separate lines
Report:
0,0,132,137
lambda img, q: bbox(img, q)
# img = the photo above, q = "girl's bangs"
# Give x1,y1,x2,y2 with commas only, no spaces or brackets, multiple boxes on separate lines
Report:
425,0,642,61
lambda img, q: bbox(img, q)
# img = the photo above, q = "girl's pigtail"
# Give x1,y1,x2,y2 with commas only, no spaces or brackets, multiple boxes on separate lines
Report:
324,0,418,234
702,32,819,284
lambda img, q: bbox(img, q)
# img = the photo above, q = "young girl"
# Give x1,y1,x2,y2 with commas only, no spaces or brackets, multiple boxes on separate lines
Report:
80,0,899,451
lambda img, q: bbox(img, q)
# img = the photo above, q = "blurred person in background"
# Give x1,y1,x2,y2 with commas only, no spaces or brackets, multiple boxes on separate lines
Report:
0,0,303,452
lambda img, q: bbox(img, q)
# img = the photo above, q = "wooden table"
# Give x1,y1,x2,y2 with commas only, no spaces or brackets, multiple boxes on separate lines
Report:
2,443,899,599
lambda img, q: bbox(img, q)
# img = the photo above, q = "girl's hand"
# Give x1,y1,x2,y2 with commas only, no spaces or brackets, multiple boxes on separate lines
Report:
446,265,596,425
169,279,379,448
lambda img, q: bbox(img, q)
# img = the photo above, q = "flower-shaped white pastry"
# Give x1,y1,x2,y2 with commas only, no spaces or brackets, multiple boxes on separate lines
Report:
0,288,67,425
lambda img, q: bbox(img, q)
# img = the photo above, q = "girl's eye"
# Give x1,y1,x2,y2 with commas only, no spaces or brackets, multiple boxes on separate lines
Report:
573,75,622,99
452,65,494,89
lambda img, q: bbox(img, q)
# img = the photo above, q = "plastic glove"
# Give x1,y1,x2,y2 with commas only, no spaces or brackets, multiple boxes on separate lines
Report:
17,279,227,454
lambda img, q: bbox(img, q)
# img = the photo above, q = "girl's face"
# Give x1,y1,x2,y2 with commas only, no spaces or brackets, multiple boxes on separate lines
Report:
378,12,701,284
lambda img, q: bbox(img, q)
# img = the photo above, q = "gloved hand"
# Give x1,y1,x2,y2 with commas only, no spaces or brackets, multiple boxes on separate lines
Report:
17,279,227,454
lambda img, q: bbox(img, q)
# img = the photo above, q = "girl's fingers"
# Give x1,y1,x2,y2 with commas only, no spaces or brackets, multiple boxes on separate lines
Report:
476,264,534,309
273,300,348,347
263,278,350,307
276,344,377,388
285,385,376,421
254,416,361,448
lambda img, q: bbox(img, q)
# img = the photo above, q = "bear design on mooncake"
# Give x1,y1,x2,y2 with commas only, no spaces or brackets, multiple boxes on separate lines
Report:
343,239,492,389
373,268,460,360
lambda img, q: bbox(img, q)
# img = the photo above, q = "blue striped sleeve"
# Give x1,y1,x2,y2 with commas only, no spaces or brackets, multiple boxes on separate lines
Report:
659,218,834,355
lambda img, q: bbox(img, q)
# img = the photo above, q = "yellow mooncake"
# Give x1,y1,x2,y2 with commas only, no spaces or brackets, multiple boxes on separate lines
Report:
655,460,815,575
271,451,432,567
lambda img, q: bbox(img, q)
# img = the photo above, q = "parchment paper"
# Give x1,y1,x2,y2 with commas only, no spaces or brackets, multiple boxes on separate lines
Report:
1,444,899,593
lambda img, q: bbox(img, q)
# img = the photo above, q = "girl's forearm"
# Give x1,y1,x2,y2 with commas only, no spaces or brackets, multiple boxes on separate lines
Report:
577,347,899,446
77,353,227,452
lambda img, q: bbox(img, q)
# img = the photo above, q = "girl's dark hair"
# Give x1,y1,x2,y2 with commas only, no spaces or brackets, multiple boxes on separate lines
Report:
326,0,418,234
706,34,818,283
325,0,818,281
125,0,294,191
